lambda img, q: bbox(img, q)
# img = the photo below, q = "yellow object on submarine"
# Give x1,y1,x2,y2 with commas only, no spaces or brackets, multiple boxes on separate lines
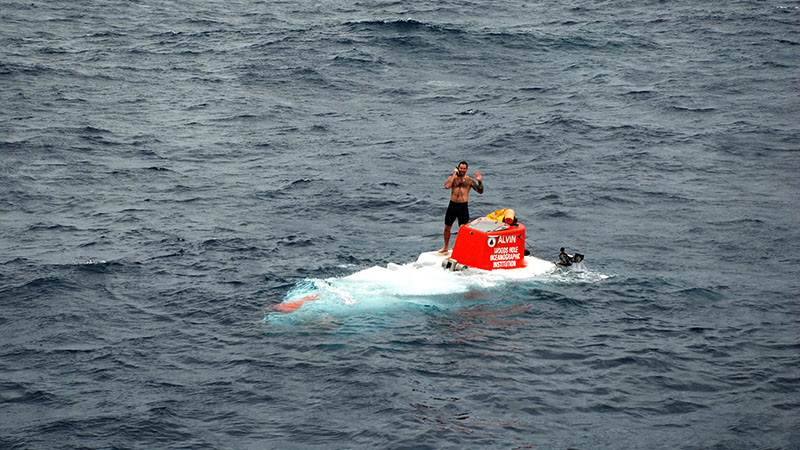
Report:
486,208,516,225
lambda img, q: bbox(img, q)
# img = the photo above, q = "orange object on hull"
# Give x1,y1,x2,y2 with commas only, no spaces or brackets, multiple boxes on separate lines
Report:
503,209,515,225
274,293,320,312
449,218,526,271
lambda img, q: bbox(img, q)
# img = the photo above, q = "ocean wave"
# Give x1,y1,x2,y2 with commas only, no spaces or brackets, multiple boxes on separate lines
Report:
0,381,61,406
343,18,465,35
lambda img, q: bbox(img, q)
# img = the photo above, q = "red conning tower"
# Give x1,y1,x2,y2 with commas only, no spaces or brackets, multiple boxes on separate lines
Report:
449,218,526,270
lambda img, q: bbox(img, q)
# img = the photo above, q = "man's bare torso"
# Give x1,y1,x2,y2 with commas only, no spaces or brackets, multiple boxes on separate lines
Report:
449,176,476,203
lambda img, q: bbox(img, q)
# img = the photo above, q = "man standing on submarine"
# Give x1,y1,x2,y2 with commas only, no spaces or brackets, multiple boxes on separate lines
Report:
438,161,483,254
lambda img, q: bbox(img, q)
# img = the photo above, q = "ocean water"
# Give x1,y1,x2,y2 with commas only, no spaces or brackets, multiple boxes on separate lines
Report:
2,0,799,448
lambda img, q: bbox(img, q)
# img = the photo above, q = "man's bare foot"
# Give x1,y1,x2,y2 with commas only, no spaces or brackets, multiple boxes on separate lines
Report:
437,247,450,254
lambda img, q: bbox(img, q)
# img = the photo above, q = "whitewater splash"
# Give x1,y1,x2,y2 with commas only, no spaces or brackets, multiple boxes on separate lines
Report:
264,252,607,324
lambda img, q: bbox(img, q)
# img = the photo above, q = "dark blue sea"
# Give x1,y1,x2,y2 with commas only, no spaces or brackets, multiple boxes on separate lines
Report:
2,1,799,448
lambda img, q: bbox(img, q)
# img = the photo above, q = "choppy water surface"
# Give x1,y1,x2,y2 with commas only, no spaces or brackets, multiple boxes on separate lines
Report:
2,1,799,448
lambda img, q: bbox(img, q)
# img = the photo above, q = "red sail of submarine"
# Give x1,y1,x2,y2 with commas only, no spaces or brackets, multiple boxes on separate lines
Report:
442,208,583,272
442,209,526,271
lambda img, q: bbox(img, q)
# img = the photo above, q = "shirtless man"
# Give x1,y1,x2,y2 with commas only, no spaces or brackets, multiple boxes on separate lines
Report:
439,161,484,254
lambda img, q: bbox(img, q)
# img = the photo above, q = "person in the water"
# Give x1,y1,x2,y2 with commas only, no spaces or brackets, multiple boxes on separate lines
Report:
439,161,483,254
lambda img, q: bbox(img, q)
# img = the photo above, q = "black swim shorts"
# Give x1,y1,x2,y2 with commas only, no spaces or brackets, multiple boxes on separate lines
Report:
444,201,469,227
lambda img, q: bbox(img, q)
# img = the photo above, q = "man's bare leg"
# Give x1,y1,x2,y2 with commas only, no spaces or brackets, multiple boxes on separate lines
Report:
438,225,452,254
